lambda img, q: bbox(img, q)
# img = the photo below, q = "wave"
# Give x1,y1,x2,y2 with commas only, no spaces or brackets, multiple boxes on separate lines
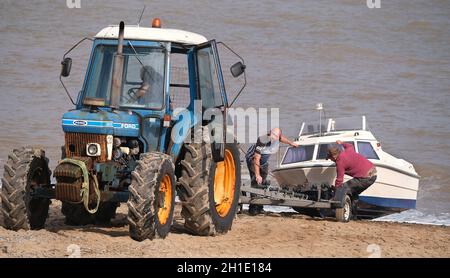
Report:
372,209,450,226
243,205,450,227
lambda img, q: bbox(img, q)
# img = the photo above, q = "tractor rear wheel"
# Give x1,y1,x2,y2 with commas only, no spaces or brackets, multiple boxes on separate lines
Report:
61,201,119,225
178,128,241,236
1,147,51,230
127,152,176,241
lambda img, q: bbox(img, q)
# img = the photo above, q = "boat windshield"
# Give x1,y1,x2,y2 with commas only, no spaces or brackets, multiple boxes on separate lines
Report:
299,116,368,136
83,44,166,110
329,116,368,132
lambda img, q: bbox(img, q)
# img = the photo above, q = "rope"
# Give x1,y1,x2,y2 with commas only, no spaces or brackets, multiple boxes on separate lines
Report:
59,158,101,214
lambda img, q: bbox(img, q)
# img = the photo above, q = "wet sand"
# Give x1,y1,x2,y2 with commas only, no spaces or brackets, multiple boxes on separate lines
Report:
0,202,449,258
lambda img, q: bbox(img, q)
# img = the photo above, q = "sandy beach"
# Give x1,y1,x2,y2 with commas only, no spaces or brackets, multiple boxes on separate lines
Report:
1,0,450,262
0,202,448,258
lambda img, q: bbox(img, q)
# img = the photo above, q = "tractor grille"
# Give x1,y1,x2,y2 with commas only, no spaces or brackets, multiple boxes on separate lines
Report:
65,132,108,162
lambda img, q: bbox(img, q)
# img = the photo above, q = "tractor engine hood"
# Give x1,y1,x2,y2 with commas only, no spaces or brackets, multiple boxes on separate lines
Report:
62,109,140,137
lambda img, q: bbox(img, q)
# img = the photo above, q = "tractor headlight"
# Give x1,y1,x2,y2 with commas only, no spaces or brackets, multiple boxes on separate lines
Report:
86,143,101,157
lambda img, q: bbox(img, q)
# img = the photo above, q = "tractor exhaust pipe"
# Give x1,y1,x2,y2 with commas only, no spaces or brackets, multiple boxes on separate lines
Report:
117,21,125,55
110,21,125,109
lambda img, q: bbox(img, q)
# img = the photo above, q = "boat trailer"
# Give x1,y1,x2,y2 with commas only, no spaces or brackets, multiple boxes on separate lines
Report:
240,184,341,209
239,183,354,222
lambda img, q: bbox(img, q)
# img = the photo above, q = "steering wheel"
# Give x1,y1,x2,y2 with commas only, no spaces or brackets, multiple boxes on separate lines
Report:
125,87,142,103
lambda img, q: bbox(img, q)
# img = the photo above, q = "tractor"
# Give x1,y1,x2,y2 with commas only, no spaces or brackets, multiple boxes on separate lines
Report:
0,19,246,241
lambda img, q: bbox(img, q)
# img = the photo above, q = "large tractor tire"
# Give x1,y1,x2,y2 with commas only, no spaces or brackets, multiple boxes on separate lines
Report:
127,152,176,241
1,147,51,230
178,128,241,236
61,201,119,226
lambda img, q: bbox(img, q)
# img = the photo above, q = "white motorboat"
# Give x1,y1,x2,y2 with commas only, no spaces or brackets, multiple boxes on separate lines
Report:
272,115,420,216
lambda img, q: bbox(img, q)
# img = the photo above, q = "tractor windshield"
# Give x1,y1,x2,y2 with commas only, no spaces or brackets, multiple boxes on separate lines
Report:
84,44,166,110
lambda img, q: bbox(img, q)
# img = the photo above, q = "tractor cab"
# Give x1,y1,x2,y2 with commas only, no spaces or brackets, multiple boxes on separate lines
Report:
61,20,243,159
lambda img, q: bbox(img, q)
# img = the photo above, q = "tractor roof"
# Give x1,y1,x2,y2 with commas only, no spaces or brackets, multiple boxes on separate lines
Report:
95,25,208,45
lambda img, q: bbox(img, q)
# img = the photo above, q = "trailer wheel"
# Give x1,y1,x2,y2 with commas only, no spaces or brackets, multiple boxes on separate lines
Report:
335,195,352,222
178,128,241,236
127,152,176,241
1,147,51,230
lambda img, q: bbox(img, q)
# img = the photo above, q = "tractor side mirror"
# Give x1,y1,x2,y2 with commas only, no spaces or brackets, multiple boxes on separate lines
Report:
61,57,72,77
230,61,246,78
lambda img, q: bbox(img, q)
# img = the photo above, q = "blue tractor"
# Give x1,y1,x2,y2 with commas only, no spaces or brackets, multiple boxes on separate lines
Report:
1,19,246,241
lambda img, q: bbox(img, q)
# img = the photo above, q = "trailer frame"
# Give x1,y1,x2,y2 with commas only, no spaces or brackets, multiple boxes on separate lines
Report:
239,184,341,209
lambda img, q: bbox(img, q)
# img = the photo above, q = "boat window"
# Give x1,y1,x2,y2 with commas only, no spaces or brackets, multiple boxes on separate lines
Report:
357,141,379,160
282,145,315,164
317,142,354,160
317,144,329,160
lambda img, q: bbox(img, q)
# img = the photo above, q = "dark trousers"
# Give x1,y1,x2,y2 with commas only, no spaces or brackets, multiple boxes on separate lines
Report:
246,160,269,187
333,175,377,207
246,159,269,213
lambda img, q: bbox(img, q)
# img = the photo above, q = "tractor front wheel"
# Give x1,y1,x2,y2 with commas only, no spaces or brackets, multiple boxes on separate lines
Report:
127,152,176,241
1,147,51,230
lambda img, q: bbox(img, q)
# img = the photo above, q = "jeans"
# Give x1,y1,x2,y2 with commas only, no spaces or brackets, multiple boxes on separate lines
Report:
246,159,269,214
246,160,269,187
333,175,377,207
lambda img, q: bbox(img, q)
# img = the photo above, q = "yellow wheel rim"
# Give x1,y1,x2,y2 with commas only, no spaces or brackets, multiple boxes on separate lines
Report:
158,174,172,225
214,149,236,217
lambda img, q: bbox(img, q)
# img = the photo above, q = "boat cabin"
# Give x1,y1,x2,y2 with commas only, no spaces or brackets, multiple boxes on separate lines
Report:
279,116,382,166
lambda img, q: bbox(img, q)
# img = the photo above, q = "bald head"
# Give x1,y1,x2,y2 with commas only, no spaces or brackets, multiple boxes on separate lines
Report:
269,128,282,141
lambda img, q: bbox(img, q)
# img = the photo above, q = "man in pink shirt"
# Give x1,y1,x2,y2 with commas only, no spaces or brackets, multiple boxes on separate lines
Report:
327,140,377,214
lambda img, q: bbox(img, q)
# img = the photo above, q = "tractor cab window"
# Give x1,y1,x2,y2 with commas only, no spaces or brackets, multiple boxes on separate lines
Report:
84,45,114,103
196,45,224,109
170,53,191,113
120,50,165,109
84,44,166,110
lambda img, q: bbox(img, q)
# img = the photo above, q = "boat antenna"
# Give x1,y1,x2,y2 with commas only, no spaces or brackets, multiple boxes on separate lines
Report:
137,5,146,27
316,103,324,136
